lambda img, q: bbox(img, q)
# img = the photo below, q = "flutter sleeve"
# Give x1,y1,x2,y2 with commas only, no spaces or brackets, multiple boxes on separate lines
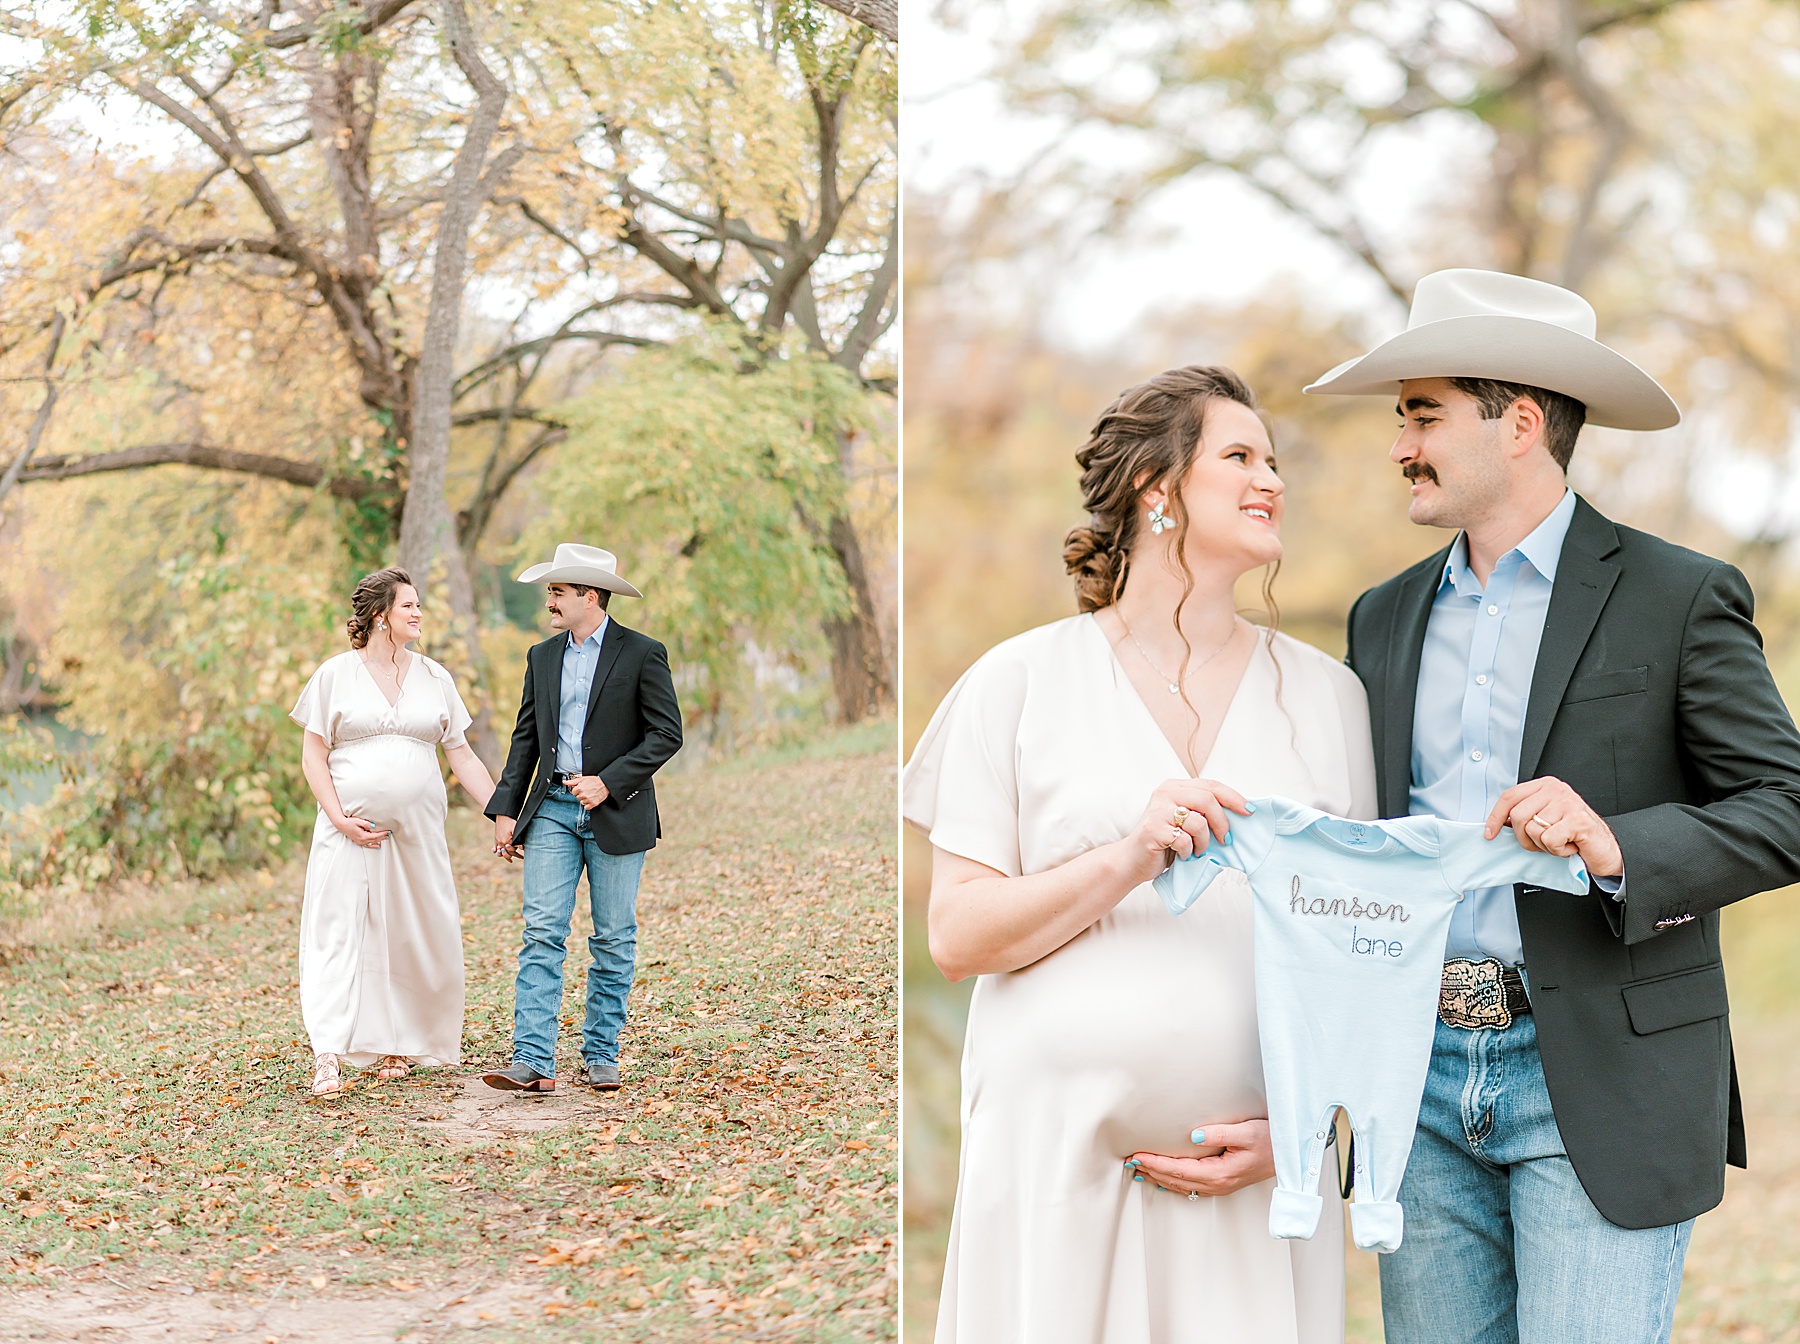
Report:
289,659,335,746
431,659,474,750
901,649,1029,878
1436,821,1590,896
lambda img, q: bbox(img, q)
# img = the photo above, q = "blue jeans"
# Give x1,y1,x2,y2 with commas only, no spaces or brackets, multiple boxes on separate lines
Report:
1380,1013,1692,1344
512,787,647,1076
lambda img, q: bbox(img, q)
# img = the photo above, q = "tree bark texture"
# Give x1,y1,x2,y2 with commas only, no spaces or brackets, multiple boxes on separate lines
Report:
817,0,896,43
395,0,513,768
823,510,893,722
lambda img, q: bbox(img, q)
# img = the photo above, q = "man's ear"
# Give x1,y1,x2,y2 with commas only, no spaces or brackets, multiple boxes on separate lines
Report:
1508,396,1548,461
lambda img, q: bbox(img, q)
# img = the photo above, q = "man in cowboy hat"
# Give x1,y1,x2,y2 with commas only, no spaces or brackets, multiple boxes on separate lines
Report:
1309,269,1800,1342
481,544,682,1094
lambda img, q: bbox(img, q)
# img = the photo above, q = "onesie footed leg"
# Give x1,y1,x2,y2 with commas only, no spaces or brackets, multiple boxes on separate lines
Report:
1350,1200,1405,1253
1268,1187,1324,1239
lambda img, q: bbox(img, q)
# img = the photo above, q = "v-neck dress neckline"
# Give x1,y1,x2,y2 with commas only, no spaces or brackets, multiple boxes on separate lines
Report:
357,652,412,711
1084,611,1261,779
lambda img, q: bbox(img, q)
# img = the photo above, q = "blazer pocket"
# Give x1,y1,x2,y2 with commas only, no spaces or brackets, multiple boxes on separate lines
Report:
1564,665,1649,704
1565,665,1649,704
1621,964,1728,1035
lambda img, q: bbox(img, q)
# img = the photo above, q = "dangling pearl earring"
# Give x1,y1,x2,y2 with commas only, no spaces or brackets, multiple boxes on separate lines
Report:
1147,501,1171,536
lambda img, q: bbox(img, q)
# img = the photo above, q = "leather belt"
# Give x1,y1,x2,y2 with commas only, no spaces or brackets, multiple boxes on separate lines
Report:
1439,958,1531,1030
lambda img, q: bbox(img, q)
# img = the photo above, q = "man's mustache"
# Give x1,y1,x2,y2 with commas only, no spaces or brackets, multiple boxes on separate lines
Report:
1403,462,1439,485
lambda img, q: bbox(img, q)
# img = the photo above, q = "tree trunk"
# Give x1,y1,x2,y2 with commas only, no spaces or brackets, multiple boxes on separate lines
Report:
823,510,893,722
395,0,511,768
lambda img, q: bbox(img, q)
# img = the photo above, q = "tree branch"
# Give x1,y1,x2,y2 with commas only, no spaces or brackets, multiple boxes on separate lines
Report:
457,422,569,550
16,441,388,501
0,313,66,512
834,203,898,376
815,0,896,43
263,0,422,49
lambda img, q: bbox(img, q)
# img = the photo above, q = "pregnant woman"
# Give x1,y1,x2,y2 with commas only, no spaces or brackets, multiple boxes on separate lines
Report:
903,366,1377,1343
291,568,498,1097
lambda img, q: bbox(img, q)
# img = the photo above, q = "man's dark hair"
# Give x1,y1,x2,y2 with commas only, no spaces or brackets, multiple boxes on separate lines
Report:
1449,377,1587,471
570,582,610,611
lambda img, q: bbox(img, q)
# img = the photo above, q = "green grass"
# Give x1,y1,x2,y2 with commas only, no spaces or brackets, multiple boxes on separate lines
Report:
0,743,897,1340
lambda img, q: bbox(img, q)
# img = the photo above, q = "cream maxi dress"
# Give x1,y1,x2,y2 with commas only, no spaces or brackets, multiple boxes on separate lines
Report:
290,650,472,1068
903,614,1378,1344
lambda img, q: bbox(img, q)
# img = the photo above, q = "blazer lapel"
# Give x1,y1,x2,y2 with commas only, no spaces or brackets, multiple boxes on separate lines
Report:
1518,497,1622,780
1382,553,1447,819
537,637,563,759
584,619,630,726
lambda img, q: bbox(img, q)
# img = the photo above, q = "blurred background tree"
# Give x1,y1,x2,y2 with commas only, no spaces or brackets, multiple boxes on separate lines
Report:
0,0,894,912
905,0,1800,1338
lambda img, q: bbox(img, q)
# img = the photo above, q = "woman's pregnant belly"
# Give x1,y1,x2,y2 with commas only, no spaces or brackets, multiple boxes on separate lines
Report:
965,880,1266,1159
329,735,445,832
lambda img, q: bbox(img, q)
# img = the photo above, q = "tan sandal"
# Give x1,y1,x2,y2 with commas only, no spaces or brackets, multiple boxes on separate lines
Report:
311,1054,343,1097
375,1054,412,1080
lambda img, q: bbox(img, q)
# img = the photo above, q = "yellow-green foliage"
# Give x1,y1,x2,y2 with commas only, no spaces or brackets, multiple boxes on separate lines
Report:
527,331,865,723
0,474,343,909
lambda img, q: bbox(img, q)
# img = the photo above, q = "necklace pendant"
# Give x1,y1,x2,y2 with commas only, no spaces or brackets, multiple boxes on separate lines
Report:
1168,682,1180,695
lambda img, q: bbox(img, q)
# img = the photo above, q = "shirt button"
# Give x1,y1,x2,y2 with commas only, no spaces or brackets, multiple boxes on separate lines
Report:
1487,604,1499,615
1471,750,1484,762
1476,674,1488,685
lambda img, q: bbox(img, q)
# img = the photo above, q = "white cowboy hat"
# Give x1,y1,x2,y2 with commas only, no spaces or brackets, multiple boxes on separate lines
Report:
516,543,644,598
1303,268,1680,430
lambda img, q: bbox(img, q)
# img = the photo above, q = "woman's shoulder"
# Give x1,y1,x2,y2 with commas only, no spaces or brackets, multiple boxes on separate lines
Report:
309,648,360,677
968,613,1096,673
1266,628,1366,695
911,616,1093,747
411,652,459,686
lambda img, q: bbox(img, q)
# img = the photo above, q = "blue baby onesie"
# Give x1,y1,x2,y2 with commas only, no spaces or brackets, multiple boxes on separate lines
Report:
1152,798,1590,1253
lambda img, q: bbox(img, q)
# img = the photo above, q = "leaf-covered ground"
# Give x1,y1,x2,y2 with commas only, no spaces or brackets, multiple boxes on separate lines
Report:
0,728,897,1342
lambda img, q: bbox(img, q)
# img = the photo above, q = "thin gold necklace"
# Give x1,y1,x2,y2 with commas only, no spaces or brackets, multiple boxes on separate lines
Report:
1118,612,1242,695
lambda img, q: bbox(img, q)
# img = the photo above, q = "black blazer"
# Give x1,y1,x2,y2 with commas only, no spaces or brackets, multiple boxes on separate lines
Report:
484,620,683,855
1347,495,1800,1229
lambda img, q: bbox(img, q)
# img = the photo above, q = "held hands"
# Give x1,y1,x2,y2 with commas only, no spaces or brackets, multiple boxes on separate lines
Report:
1126,1119,1275,1199
1484,775,1624,878
567,774,610,809
493,815,523,863
1121,779,1253,885
334,815,390,849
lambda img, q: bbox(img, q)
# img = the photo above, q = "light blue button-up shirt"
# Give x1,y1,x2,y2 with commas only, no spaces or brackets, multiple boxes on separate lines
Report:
1410,490,1614,965
556,616,609,777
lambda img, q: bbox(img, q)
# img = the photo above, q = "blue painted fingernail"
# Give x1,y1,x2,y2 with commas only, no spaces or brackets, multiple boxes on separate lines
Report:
1123,1159,1138,1168
1245,803,1257,813
1191,1128,1206,1144
1133,1173,1144,1182
1222,829,1233,846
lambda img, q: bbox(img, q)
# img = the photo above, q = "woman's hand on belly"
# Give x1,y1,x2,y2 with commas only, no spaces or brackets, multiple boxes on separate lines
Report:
332,815,391,849
1126,1118,1274,1198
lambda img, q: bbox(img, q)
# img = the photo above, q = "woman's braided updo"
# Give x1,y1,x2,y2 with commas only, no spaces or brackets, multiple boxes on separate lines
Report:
345,567,414,649
1062,365,1262,612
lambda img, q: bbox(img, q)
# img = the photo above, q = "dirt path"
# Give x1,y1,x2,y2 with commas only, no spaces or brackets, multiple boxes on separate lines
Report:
0,740,898,1342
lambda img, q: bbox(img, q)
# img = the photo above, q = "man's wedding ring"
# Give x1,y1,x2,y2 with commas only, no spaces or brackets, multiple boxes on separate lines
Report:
1526,816,1549,833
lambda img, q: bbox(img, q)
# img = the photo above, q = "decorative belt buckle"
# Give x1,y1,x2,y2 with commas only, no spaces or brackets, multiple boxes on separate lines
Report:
1439,958,1513,1030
